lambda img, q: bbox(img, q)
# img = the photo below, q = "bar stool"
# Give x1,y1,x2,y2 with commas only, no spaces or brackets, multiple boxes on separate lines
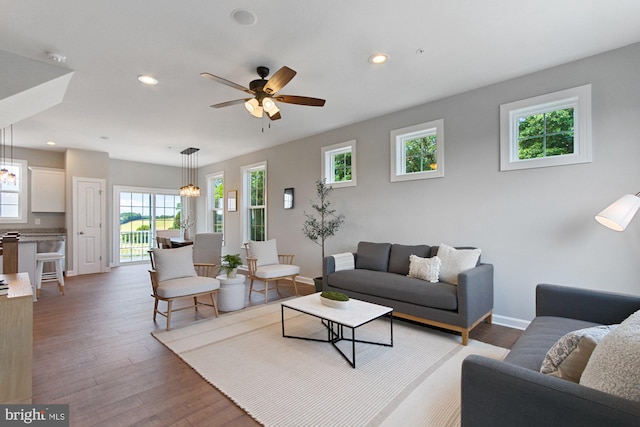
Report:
35,252,65,299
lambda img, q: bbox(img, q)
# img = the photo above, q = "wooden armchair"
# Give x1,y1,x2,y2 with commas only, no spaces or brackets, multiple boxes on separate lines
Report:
245,240,300,304
149,246,220,330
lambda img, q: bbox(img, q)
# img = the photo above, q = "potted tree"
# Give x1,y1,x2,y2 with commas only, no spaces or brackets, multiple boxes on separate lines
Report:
221,253,243,278
302,179,345,292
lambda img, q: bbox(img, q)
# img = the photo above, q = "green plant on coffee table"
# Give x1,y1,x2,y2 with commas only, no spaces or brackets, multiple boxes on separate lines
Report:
320,291,349,302
221,253,242,275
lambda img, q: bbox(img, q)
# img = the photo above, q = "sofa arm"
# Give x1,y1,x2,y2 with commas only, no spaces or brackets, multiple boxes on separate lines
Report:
457,264,493,326
536,284,640,324
462,355,640,427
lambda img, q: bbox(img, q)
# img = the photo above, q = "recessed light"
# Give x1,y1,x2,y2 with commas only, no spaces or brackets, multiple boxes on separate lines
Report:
231,8,257,26
368,53,389,64
46,141,56,146
138,75,158,85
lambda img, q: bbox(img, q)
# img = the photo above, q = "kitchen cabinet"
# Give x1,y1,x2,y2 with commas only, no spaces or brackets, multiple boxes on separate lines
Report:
29,167,65,212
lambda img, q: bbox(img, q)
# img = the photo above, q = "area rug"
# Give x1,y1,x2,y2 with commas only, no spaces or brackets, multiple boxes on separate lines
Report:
152,301,508,427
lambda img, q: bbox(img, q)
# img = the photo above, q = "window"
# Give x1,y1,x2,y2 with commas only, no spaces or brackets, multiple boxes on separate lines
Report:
207,172,224,241
0,159,27,223
242,161,267,242
390,120,444,182
321,140,357,188
500,84,592,171
114,186,180,264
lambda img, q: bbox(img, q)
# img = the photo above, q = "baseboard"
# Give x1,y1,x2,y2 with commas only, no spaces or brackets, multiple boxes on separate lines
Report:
492,314,530,330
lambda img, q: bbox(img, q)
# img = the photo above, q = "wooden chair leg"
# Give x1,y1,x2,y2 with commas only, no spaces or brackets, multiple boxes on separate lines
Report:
292,276,299,296
194,296,198,311
153,298,159,321
264,281,269,304
249,278,255,296
210,292,219,317
461,329,469,346
166,300,173,331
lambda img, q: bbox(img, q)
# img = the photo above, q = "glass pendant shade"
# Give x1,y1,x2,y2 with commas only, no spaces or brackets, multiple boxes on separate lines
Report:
0,125,17,186
595,193,640,231
180,147,200,198
244,98,263,118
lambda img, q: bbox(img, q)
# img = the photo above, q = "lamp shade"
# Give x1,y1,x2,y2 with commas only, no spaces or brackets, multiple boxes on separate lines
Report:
594,193,640,231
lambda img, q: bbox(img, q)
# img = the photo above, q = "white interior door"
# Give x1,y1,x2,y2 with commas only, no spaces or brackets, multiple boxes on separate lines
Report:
75,178,104,275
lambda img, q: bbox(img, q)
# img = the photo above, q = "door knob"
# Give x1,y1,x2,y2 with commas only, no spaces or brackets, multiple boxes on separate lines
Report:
79,231,84,235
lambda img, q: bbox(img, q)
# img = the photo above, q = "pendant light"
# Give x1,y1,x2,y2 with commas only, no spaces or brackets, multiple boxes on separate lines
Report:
180,147,200,197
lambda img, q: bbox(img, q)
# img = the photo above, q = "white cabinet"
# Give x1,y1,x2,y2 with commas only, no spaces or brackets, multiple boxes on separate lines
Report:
29,167,65,212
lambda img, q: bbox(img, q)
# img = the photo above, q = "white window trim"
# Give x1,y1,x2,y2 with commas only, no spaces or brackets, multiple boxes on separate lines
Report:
241,161,267,243
390,119,444,182
206,171,224,244
500,84,592,171
0,158,28,223
321,140,357,188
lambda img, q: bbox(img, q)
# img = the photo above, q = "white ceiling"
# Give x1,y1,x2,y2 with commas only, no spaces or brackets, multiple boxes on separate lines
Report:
1,0,640,168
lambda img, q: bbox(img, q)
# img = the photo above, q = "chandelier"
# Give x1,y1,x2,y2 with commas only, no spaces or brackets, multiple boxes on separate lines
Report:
0,125,17,186
180,147,200,197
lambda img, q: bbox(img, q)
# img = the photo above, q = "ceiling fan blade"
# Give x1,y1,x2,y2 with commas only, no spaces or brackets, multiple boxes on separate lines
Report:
267,111,282,121
210,99,248,108
263,66,297,95
200,72,253,94
275,95,326,107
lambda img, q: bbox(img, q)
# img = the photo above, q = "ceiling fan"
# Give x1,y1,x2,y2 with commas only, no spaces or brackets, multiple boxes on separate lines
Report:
200,66,326,121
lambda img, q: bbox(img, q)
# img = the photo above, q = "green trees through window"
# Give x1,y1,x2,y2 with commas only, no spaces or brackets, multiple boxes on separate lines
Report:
405,135,437,173
333,152,352,182
518,108,574,160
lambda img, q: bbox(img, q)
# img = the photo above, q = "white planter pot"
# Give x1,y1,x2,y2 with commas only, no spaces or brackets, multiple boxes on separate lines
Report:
319,295,349,309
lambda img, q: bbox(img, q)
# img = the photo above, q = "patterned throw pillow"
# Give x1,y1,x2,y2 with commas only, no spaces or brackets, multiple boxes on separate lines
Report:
540,325,617,383
408,255,441,283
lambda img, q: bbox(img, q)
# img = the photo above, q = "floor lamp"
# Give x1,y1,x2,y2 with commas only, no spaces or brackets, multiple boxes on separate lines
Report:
594,192,640,231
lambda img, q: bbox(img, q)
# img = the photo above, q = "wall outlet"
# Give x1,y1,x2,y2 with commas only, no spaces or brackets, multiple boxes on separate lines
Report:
35,218,41,225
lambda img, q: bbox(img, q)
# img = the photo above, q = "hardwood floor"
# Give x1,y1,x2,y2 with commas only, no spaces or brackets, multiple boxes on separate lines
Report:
32,263,521,426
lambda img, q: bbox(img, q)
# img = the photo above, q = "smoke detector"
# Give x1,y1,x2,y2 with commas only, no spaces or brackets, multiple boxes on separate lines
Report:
47,52,67,63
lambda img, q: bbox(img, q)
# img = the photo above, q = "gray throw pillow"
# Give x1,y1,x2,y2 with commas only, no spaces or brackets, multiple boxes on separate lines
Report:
389,244,431,275
355,242,392,272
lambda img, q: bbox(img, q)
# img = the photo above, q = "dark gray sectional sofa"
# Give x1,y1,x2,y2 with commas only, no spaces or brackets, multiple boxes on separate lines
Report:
461,284,640,427
322,241,493,345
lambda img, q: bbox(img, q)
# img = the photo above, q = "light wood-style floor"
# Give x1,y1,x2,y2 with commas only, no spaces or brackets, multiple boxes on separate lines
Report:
32,263,521,426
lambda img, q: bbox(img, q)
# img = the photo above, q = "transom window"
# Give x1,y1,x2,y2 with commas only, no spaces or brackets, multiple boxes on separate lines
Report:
242,161,267,242
322,140,357,188
500,84,592,171
391,120,444,182
0,159,27,223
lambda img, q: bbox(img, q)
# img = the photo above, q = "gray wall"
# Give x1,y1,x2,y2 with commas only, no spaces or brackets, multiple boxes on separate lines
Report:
197,42,640,325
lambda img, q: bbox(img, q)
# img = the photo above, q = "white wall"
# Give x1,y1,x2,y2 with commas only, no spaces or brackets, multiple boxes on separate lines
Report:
198,42,640,326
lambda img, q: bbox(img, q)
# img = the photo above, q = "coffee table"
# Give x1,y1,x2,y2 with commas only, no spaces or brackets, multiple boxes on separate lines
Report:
281,293,393,368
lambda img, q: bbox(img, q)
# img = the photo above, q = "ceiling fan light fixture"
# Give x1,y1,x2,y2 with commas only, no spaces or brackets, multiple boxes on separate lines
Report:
244,98,263,118
262,97,278,114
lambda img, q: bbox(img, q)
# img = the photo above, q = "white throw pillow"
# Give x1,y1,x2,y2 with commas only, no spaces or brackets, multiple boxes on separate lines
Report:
408,255,441,283
540,325,617,383
247,239,279,266
436,243,481,285
580,309,640,401
152,246,197,282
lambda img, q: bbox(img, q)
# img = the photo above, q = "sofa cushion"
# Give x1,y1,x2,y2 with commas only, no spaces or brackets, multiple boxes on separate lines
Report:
355,242,392,272
152,246,197,282
504,316,602,371
327,269,458,310
437,244,481,285
389,244,431,275
540,325,617,382
580,309,640,401
408,254,441,283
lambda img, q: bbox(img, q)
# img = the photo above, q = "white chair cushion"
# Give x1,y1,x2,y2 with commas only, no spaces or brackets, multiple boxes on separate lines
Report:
247,239,279,266
156,276,220,299
152,246,197,282
255,264,300,279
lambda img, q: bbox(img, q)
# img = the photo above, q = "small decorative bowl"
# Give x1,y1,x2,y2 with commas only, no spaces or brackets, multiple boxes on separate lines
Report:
320,295,349,309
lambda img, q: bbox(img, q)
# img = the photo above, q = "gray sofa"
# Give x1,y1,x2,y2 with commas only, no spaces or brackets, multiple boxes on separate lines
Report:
322,241,493,345
461,284,640,427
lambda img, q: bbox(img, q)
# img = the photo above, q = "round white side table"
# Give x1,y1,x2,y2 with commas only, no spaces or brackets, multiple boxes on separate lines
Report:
216,274,246,312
